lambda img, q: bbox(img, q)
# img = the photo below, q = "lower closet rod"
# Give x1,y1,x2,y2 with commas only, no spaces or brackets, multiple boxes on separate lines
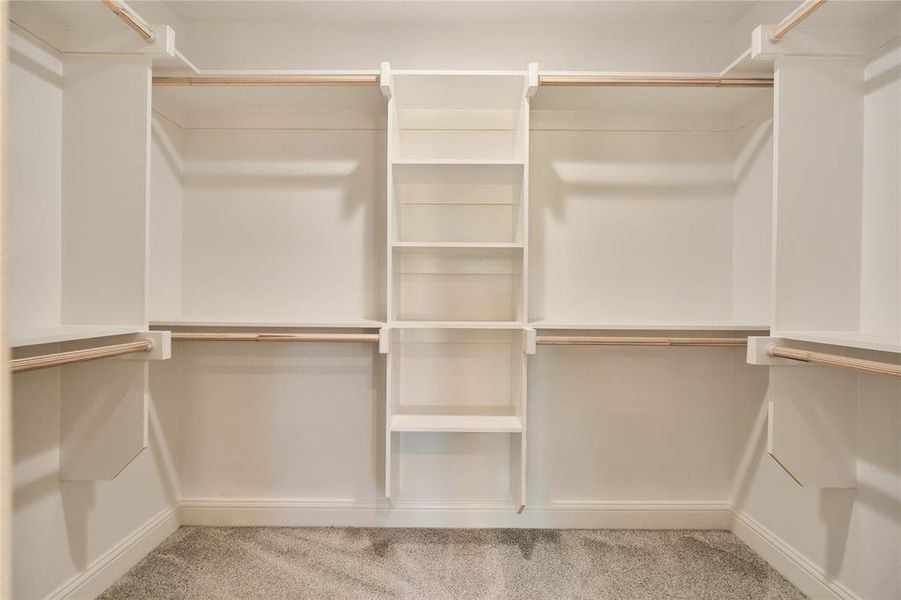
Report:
171,332,379,343
11,340,154,374
536,336,747,347
768,345,901,378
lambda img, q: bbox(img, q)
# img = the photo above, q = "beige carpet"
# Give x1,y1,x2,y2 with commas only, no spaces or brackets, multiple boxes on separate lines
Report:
99,527,806,599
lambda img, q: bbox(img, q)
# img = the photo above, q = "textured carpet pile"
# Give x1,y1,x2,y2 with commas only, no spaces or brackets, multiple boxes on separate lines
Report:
99,527,806,599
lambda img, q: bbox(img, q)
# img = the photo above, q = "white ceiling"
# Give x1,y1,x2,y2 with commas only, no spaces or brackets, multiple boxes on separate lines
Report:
162,1,760,24
18,0,899,27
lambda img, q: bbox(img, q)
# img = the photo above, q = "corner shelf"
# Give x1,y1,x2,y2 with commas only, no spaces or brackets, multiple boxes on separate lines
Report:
772,331,901,355
11,325,148,348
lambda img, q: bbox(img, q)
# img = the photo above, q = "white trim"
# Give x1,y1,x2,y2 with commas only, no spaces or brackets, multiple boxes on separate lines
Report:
178,497,731,529
46,506,178,600
731,510,860,600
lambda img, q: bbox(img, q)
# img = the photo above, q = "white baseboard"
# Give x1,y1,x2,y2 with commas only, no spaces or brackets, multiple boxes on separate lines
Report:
731,510,860,600
179,497,731,529
47,506,179,600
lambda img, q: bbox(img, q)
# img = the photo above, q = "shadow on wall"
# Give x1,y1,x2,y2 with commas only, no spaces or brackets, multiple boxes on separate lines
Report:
731,367,901,582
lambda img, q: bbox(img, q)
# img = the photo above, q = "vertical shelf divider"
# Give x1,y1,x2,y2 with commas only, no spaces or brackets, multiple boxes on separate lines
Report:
384,66,533,512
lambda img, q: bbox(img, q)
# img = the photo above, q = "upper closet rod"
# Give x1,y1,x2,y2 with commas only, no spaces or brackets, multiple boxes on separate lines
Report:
11,340,153,374
537,336,747,347
100,0,155,42
768,345,901,378
171,332,379,343
769,0,827,42
539,76,773,88
152,75,380,86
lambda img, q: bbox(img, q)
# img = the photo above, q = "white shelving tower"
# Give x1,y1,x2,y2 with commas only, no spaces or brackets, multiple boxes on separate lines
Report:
382,64,538,511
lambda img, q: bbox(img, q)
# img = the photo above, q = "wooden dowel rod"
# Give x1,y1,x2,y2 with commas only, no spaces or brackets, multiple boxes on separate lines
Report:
152,75,380,87
538,76,773,88
171,332,379,343
536,336,747,347
770,0,828,42
100,0,155,42
767,345,901,378
11,340,153,374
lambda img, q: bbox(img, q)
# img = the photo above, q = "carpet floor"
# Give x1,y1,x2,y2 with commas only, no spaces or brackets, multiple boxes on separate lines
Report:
99,527,806,599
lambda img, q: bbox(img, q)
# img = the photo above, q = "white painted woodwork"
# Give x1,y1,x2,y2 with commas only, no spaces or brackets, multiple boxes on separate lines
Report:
772,57,864,335
61,55,151,327
760,9,900,494
384,69,531,504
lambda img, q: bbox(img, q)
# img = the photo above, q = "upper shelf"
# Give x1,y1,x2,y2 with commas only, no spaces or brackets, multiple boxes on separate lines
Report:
152,81,386,129
151,317,385,329
391,71,528,110
531,79,772,117
773,331,901,356
529,321,770,332
11,325,147,348
720,48,775,79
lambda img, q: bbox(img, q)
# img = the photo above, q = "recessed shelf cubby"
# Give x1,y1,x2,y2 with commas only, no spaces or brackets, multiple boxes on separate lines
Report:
391,72,528,161
391,246,524,322
392,162,525,244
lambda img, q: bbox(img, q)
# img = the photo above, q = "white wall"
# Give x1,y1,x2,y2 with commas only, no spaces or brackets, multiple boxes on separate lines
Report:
181,19,738,72
8,31,61,331
732,115,774,325
732,10,901,600
12,368,178,599
8,31,178,600
731,368,901,600
8,5,901,600
148,116,184,320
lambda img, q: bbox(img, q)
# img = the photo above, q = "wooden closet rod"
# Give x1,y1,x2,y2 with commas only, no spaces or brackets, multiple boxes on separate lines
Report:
538,76,773,88
768,345,901,378
100,0,155,42
770,0,827,42
537,336,747,347
171,332,379,343
11,340,153,374
152,75,380,86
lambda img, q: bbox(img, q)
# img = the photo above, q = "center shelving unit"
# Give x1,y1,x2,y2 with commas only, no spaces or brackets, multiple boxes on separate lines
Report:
384,67,537,510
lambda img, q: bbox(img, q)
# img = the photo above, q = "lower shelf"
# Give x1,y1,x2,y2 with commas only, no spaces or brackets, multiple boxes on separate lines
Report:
390,413,523,433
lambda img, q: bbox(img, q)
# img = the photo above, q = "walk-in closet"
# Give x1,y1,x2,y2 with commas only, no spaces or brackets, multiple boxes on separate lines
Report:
3,1,900,598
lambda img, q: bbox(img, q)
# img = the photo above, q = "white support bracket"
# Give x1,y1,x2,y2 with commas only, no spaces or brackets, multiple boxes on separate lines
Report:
751,24,866,61
378,327,391,354
118,330,171,361
747,336,796,366
380,62,393,99
526,62,539,98
524,328,537,355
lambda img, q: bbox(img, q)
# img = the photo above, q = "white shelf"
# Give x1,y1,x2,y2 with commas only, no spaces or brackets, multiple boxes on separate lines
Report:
719,47,775,79
150,317,385,329
774,331,901,355
392,242,524,250
392,159,525,167
391,414,523,433
391,321,524,330
529,320,770,332
11,325,147,348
